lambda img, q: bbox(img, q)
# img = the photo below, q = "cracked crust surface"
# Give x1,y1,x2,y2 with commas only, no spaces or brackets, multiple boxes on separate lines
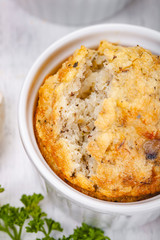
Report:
34,41,160,202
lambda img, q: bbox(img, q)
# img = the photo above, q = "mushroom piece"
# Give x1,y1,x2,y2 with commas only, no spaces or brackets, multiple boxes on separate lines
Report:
143,139,160,160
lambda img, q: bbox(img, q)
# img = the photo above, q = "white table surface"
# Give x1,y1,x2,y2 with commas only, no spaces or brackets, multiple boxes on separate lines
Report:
0,0,160,239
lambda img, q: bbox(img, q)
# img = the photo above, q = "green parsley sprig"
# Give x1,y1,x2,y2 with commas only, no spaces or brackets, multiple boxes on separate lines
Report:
0,189,110,240
0,193,46,240
0,185,4,193
60,223,110,240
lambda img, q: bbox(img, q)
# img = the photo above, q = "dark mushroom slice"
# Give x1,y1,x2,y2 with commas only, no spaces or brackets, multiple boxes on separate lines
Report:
143,139,160,160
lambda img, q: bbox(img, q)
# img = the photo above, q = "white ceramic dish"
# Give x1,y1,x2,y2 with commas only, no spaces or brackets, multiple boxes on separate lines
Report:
18,24,160,229
15,0,132,26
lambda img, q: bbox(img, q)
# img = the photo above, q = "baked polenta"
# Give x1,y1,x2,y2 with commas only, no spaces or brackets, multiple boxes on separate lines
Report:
34,41,160,202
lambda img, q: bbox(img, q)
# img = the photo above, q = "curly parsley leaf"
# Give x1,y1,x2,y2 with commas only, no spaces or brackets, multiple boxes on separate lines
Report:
0,204,28,240
20,193,45,217
20,193,44,208
0,185,4,193
45,218,63,234
0,193,45,240
26,215,63,239
0,190,111,240
26,213,45,233
60,223,110,240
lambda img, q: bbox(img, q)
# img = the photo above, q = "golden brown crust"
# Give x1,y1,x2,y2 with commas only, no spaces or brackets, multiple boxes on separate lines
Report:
34,41,160,202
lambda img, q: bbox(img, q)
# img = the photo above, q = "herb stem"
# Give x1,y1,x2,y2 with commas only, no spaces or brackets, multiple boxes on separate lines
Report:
12,225,19,240
41,225,48,237
17,225,23,240
0,226,15,240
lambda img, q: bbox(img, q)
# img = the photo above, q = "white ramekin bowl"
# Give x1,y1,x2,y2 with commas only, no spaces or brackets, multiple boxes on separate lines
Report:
15,0,132,26
18,24,160,230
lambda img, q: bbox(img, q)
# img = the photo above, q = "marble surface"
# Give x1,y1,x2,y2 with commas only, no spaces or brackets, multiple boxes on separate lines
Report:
0,0,160,239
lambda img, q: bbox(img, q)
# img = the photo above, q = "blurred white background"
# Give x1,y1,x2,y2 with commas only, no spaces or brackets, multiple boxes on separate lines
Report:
0,0,160,239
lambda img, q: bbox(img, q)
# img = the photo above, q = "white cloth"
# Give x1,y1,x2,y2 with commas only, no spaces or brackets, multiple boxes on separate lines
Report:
0,0,160,239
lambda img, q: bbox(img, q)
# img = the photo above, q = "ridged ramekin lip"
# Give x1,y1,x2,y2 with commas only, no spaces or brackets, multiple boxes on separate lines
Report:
18,23,160,215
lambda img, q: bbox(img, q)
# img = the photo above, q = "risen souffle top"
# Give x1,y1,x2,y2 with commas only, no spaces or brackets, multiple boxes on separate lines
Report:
35,41,160,202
